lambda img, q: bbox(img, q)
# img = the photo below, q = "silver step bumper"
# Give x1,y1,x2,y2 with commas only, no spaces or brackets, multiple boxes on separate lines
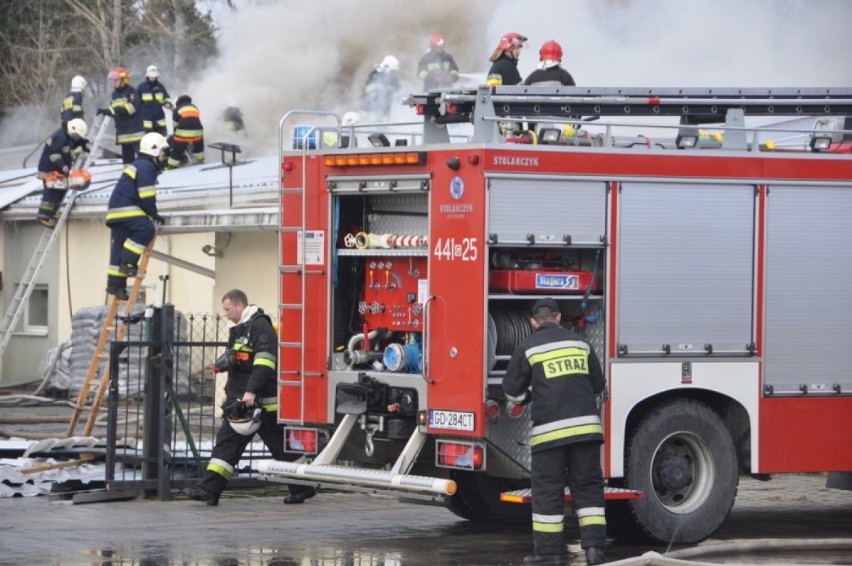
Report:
259,413,456,499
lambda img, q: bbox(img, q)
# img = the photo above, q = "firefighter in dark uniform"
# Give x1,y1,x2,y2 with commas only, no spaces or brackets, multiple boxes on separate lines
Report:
183,289,317,506
166,95,205,168
360,55,401,122
98,67,145,164
503,298,607,566
137,65,172,136
417,33,460,91
35,118,89,228
524,40,575,87
104,132,168,300
60,75,87,129
486,32,527,87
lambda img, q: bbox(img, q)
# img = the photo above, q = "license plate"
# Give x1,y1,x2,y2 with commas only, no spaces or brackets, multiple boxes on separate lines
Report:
429,410,475,431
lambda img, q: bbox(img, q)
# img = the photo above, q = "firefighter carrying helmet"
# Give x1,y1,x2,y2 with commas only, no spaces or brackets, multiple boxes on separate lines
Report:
430,33,445,50
66,118,88,138
379,55,400,73
498,32,528,51
223,400,263,436
139,132,168,157
146,65,159,78
108,67,130,81
539,40,563,62
70,75,87,92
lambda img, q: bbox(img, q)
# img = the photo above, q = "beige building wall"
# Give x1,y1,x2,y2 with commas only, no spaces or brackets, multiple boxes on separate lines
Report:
210,231,279,323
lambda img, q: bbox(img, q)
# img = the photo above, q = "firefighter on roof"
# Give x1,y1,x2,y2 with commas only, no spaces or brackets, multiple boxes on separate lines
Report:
417,33,460,91
166,95,205,168
104,132,168,301
137,65,173,136
360,55,401,122
221,105,246,135
183,289,317,506
503,298,607,566
35,118,89,228
487,32,527,87
60,75,87,129
524,40,575,87
98,67,145,164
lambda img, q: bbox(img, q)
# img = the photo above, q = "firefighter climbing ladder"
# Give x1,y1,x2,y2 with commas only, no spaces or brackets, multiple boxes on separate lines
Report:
0,116,112,360
66,239,156,437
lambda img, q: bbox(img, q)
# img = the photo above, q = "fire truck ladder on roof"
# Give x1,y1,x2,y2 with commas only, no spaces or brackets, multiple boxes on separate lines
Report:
277,111,341,425
66,238,155,437
0,116,111,360
406,86,852,143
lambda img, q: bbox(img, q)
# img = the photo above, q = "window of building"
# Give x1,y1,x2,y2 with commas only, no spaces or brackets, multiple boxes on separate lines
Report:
23,285,49,335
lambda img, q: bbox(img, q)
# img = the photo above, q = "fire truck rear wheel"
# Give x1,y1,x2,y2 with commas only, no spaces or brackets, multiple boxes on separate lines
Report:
609,399,738,544
448,471,531,524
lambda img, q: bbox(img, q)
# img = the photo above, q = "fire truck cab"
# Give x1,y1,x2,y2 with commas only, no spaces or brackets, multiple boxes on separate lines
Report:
261,86,852,544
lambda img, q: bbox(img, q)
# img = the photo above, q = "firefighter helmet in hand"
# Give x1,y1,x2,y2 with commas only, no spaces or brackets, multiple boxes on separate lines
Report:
139,132,168,157
66,118,88,138
498,32,528,51
71,75,87,92
223,400,263,435
108,67,130,81
539,40,563,62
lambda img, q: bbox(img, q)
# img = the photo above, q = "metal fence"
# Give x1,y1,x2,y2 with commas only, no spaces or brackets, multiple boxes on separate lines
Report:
104,305,275,500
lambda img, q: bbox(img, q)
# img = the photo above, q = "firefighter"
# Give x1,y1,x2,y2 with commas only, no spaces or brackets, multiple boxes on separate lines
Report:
166,95,205,169
104,132,168,300
137,65,173,136
97,67,145,164
524,40,575,87
503,298,607,566
220,105,246,135
35,118,89,228
360,55,401,122
487,32,527,87
60,75,87,129
417,33,460,91
183,289,317,506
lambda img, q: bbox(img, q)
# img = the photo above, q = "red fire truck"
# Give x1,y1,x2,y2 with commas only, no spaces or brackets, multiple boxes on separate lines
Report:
260,86,852,544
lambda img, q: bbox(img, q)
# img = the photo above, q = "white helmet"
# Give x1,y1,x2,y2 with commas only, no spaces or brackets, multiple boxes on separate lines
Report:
342,111,361,126
379,55,400,73
146,65,160,78
70,75,87,92
139,132,168,157
66,118,88,138
223,401,263,435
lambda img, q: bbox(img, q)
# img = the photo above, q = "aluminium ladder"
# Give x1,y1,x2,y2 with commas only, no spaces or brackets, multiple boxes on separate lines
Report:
0,116,112,359
66,239,155,437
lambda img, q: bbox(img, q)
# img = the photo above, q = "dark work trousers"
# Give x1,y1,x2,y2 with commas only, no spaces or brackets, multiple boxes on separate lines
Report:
531,441,606,555
198,408,313,498
120,141,139,164
107,216,154,289
38,181,67,220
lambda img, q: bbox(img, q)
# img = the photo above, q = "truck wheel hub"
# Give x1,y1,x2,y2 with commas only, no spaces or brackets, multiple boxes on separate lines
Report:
657,455,691,491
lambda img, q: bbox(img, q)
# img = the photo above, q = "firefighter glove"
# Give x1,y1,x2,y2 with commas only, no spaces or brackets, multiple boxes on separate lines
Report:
96,108,110,116
213,350,235,373
153,214,166,225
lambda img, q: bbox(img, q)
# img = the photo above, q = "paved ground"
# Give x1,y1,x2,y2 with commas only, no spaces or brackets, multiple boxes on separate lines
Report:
0,473,850,565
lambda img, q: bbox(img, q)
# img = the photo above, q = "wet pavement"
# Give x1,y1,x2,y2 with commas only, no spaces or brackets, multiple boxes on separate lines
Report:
0,473,851,565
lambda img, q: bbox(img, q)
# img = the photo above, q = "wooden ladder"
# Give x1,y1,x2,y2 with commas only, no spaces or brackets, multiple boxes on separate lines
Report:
66,239,156,437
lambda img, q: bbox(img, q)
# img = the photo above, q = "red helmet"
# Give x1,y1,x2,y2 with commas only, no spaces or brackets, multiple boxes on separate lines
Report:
430,33,445,50
498,32,528,51
539,40,563,62
108,67,130,81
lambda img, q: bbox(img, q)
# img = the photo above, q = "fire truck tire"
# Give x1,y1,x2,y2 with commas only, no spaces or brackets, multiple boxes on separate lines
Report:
608,399,738,544
448,471,531,524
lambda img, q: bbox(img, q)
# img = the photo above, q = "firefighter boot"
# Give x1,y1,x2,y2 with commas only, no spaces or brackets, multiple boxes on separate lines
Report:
283,486,316,504
522,554,567,566
585,547,606,565
36,202,58,228
106,286,129,301
118,263,139,277
182,486,219,506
